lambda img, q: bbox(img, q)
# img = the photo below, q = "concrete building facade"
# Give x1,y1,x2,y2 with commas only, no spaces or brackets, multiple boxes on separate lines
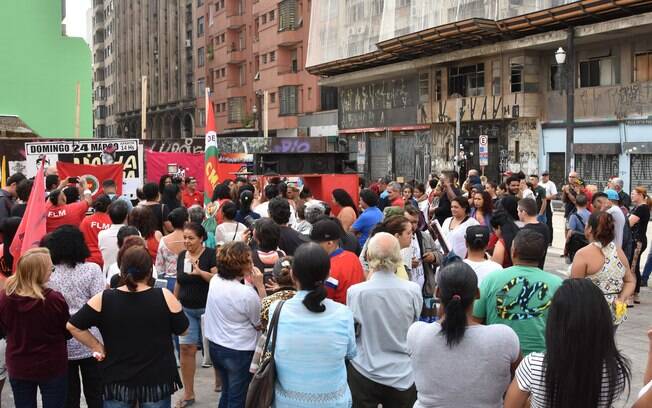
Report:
194,0,338,137
309,1,652,192
92,0,197,139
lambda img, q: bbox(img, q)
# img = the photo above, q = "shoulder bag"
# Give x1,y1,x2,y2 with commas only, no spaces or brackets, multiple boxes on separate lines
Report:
245,300,285,408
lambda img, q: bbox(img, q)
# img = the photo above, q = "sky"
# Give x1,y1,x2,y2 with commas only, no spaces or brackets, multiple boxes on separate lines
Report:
63,0,91,45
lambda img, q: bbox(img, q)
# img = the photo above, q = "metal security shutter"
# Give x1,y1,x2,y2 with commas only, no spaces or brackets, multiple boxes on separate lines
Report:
574,154,619,191
394,132,416,181
631,154,652,191
369,133,389,181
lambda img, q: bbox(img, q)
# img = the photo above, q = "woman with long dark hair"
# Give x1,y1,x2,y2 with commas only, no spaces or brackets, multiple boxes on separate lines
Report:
272,242,356,407
161,184,182,212
490,211,520,268
332,188,358,232
441,196,479,259
234,189,260,225
505,279,631,408
408,262,519,407
571,211,635,324
470,191,493,226
127,206,162,263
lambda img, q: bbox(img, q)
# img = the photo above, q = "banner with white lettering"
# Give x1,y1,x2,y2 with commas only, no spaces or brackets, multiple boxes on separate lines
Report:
24,139,143,199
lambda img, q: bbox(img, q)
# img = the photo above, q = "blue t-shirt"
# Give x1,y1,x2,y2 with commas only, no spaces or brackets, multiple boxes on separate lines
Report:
568,208,590,234
351,206,384,247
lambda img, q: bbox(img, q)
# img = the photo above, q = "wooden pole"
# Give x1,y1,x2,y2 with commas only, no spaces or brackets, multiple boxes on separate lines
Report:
141,76,148,139
74,82,80,138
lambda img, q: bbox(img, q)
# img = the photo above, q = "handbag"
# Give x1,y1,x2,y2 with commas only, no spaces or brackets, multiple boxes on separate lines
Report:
245,300,285,408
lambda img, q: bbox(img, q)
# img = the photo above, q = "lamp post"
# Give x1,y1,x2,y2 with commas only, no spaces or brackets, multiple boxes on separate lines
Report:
556,27,575,175
254,91,263,138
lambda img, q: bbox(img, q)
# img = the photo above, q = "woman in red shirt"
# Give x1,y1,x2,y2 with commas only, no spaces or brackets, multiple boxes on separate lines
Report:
0,248,70,407
128,206,162,263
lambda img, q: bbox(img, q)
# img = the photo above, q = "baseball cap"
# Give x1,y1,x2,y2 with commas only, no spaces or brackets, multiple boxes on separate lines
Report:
465,225,490,246
469,175,481,185
310,219,342,242
541,171,549,176
605,189,619,201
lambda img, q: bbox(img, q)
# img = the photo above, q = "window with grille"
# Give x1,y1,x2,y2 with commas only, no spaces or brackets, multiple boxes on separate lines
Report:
228,97,245,123
634,52,652,82
197,16,204,37
279,0,297,31
510,56,539,93
492,59,501,95
279,86,298,115
198,47,205,67
448,63,484,97
320,86,337,111
579,57,617,87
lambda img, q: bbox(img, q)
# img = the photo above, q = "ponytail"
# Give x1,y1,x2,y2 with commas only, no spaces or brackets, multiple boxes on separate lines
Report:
436,262,478,348
588,211,614,247
303,282,327,313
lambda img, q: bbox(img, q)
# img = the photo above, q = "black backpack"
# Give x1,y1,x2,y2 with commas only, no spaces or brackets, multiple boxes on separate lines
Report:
566,213,589,261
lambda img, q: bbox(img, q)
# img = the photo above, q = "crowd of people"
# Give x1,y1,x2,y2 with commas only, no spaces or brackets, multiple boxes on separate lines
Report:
0,166,649,407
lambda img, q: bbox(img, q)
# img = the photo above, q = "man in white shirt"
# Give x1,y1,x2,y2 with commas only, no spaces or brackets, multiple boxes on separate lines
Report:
347,232,422,408
539,171,558,244
98,199,129,275
254,184,296,225
463,225,503,283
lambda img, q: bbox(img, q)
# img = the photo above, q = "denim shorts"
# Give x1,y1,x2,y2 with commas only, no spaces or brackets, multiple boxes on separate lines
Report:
179,307,205,346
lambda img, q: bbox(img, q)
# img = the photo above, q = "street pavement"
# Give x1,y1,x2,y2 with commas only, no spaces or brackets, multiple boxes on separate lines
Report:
2,212,650,407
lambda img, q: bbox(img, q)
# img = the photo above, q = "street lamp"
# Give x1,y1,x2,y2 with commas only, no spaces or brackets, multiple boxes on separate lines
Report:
555,47,566,65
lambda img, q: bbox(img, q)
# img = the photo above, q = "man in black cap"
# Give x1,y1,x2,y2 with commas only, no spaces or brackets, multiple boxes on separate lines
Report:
310,218,365,305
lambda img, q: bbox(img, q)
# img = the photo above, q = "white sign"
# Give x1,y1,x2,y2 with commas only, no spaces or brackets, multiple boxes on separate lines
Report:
479,135,489,166
24,139,143,199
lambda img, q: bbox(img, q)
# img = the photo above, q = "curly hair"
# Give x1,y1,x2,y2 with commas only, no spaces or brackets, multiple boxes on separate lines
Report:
43,225,90,267
128,206,157,239
217,241,252,280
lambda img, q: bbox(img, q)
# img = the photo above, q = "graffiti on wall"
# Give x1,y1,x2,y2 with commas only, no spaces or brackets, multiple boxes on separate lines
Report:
143,137,329,154
506,119,538,175
430,94,524,123
339,76,418,129
431,124,455,173
550,81,652,121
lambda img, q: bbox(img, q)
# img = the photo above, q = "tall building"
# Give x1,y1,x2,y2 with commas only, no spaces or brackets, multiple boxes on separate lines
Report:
308,0,652,191
0,0,92,138
92,0,196,139
195,0,337,137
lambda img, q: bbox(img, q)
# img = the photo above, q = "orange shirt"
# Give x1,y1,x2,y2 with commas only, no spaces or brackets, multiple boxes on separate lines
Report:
79,212,111,267
46,201,89,233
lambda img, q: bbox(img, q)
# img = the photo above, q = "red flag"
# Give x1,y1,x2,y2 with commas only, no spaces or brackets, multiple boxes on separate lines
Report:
204,90,220,205
10,160,47,271
57,162,124,197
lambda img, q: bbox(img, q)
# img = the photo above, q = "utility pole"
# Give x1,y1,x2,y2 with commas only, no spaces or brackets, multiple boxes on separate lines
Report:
141,76,148,139
565,27,575,175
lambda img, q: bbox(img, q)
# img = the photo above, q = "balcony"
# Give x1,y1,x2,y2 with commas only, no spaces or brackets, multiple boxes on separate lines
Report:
226,13,246,29
226,47,247,64
277,28,302,47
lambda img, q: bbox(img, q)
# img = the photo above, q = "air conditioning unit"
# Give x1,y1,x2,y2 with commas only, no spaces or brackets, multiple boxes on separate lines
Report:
185,39,192,47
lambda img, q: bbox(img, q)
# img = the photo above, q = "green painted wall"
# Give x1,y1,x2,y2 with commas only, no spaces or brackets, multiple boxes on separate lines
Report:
0,1,92,138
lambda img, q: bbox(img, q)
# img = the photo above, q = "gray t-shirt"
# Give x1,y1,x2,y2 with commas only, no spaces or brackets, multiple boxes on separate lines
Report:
407,322,520,408
606,206,625,248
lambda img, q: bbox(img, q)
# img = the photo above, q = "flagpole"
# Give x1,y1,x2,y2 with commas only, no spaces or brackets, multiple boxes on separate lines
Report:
1,156,6,189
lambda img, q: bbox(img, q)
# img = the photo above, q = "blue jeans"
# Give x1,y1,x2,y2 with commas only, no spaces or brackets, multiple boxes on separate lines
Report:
209,342,254,408
10,373,67,408
103,397,171,408
642,247,652,285
536,214,547,224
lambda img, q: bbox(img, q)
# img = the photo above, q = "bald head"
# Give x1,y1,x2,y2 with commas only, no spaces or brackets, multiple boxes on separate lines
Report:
367,232,402,273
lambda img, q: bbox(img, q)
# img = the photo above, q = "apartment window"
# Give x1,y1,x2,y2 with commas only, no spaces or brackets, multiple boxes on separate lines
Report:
197,16,204,37
198,108,206,127
290,49,298,72
269,10,275,20
216,0,224,10
269,51,276,62
238,64,246,86
279,0,298,31
509,56,539,93
634,52,652,82
492,59,501,95
448,63,484,97
419,72,429,103
261,14,267,24
579,55,617,87
216,103,221,113
320,86,337,110
221,68,226,77
197,78,205,97
238,29,245,50
197,0,203,6
270,92,276,103
198,47,205,67
262,54,267,64
279,86,298,115
228,97,245,123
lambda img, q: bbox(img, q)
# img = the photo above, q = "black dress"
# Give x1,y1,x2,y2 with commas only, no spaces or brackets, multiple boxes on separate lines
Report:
175,248,217,309
69,288,189,404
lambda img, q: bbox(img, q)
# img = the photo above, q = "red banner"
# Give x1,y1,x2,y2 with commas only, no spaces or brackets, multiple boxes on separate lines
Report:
57,162,124,197
10,161,47,271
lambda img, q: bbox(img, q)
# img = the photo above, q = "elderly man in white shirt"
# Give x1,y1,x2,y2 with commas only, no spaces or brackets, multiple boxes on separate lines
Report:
98,199,129,275
347,232,422,408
